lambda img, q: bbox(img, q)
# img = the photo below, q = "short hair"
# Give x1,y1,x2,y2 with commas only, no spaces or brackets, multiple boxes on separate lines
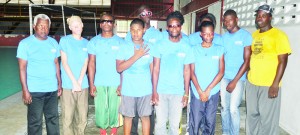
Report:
199,21,215,32
67,16,83,26
33,14,51,27
100,12,115,22
130,18,145,28
138,5,151,14
224,9,237,17
166,11,184,25
199,13,216,27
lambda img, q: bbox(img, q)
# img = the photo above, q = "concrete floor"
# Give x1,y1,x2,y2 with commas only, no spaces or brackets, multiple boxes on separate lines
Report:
0,92,290,135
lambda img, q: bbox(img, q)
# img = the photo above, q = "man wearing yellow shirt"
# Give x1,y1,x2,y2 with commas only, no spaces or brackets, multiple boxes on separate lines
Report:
246,3,292,135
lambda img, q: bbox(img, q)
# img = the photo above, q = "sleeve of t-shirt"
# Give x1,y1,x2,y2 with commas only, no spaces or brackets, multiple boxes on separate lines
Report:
276,31,292,55
59,37,67,52
16,40,28,60
52,39,60,58
244,31,253,47
184,45,195,65
87,38,96,55
151,42,161,58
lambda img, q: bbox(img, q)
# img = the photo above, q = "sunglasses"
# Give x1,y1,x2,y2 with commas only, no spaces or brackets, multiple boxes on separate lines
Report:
168,24,181,28
139,11,152,17
100,20,114,24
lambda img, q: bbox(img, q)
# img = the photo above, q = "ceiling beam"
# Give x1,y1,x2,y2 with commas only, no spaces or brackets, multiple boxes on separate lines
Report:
181,0,218,15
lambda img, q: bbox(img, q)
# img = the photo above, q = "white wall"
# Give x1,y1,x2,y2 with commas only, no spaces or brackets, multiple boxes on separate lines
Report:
157,21,167,32
208,2,222,34
277,26,300,135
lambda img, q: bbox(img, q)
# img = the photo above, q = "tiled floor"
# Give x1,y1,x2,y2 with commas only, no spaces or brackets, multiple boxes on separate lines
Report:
0,92,290,135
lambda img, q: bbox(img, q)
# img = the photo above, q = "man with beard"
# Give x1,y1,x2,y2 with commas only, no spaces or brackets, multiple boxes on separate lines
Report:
246,3,292,135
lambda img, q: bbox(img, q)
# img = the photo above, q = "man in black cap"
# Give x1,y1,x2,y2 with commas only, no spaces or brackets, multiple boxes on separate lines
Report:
246,3,292,135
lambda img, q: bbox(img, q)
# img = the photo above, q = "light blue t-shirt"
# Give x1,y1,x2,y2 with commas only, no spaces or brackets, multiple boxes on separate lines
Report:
59,35,89,89
16,35,60,92
189,32,222,46
191,43,224,99
116,40,153,97
222,28,252,80
87,35,124,87
152,39,194,95
125,26,163,44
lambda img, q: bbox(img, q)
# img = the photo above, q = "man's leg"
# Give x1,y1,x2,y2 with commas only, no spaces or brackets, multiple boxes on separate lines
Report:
229,80,245,135
108,86,121,134
246,81,259,135
220,79,231,135
141,116,150,135
119,95,136,135
124,116,133,135
75,88,89,135
94,86,109,131
257,86,281,135
44,91,60,135
203,92,219,135
169,95,183,135
27,92,45,135
154,94,168,135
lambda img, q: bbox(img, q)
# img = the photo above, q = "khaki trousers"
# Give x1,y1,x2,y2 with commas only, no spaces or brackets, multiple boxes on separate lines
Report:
61,88,88,135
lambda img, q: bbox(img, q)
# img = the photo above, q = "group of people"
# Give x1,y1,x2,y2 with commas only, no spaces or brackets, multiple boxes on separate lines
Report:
17,3,291,135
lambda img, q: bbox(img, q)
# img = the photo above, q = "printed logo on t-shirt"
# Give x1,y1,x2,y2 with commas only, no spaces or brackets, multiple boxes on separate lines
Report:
253,38,263,55
111,46,119,50
212,56,219,59
51,49,57,53
149,39,156,43
82,48,87,51
235,41,243,46
177,52,186,58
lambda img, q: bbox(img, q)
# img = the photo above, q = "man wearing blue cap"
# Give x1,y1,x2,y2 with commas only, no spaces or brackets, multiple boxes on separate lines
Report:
246,3,292,135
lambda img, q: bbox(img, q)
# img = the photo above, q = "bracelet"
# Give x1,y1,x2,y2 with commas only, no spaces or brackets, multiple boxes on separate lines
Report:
184,94,189,98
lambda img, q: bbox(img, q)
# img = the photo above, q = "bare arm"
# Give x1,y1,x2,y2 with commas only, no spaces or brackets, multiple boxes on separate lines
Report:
18,58,31,104
182,64,191,107
61,50,81,92
190,63,204,98
227,46,251,92
269,54,288,98
203,54,225,102
78,58,88,87
54,58,62,96
152,57,160,105
88,54,96,96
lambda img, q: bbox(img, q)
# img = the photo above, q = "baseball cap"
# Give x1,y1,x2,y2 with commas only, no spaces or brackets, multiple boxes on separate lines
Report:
255,4,273,14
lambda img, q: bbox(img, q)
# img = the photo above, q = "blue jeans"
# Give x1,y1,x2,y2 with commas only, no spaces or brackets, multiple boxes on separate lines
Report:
189,91,219,135
27,91,60,135
155,94,183,135
220,78,245,135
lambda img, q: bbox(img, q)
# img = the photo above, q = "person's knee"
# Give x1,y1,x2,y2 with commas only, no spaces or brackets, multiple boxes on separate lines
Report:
140,116,150,122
